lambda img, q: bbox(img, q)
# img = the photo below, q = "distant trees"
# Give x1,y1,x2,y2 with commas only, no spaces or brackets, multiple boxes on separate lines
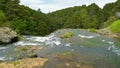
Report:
0,10,6,22
0,10,10,26
49,0,119,29
0,0,55,36
49,3,101,29
0,0,119,36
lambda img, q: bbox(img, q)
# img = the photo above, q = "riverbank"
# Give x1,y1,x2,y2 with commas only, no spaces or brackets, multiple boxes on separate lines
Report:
97,28,120,38
0,58,48,68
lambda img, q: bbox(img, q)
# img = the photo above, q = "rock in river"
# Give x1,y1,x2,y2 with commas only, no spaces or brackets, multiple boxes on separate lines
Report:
0,27,18,44
0,58,48,68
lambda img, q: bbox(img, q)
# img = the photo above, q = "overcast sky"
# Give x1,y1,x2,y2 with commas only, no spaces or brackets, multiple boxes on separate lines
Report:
20,0,117,13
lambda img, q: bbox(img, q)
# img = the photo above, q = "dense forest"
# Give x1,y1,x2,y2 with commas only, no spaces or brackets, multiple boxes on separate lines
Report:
0,0,55,36
48,0,120,29
0,0,120,36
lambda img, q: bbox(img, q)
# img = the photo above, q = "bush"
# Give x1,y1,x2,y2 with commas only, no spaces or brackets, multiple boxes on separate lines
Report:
17,34,22,40
109,20,120,33
0,10,6,22
88,28,97,33
21,45,29,51
60,32,74,39
13,61,20,66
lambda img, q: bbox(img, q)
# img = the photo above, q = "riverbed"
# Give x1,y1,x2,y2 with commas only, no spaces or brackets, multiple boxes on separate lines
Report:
0,29,120,68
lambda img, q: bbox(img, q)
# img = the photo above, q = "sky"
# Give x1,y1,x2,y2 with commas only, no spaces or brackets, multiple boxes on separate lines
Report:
20,0,117,13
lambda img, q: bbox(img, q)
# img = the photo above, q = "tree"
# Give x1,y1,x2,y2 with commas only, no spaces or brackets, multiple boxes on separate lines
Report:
0,10,6,22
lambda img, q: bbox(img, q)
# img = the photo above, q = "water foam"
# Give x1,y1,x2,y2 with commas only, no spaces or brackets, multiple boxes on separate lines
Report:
78,34,96,39
0,47,8,50
107,44,120,56
65,43,71,47
102,40,106,42
0,57,5,61
108,42,120,55
14,34,61,47
14,41,41,46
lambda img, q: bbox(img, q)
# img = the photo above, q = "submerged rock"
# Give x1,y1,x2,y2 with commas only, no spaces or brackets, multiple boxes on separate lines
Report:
0,58,48,68
15,46,43,59
0,27,18,44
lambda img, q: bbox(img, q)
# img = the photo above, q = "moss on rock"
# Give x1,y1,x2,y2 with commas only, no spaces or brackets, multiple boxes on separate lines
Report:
60,32,74,39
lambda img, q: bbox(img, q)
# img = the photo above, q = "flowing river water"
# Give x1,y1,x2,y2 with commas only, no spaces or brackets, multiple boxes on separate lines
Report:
0,29,120,68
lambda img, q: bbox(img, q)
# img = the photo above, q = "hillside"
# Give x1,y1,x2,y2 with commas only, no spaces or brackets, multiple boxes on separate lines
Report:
0,0,120,67
48,0,120,29
0,0,56,36
0,0,120,36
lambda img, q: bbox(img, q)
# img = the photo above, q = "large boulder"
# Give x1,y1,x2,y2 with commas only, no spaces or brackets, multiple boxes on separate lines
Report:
0,27,18,44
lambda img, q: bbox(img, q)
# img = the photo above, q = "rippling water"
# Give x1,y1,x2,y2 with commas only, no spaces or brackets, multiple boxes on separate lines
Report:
0,29,120,68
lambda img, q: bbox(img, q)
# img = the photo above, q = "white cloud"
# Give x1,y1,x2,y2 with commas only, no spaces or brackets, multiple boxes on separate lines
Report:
20,0,44,5
20,0,117,13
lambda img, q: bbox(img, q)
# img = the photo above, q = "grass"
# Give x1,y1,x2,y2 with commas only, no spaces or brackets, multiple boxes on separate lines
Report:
60,32,74,39
88,28,97,33
109,20,120,33
63,51,72,55
14,45,29,52
13,61,20,66
21,45,29,51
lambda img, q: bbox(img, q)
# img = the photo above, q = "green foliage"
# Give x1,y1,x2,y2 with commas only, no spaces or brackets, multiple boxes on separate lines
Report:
0,10,6,22
103,16,118,28
0,10,11,27
88,28,97,33
109,20,120,33
0,0,55,36
60,32,74,39
49,3,101,29
17,34,22,40
21,45,29,51
0,0,119,36
13,61,20,66
48,1,120,29
63,51,72,55
11,18,27,34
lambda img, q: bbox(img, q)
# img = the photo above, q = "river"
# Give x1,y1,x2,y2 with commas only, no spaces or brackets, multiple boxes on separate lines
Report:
0,29,120,68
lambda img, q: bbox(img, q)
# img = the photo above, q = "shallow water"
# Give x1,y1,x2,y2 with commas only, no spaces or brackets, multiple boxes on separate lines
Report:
0,29,120,68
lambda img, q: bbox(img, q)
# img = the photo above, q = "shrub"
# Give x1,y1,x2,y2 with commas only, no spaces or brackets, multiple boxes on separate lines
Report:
63,51,72,55
21,45,29,51
60,32,74,39
88,28,97,33
13,61,20,66
109,20,120,33
17,34,22,40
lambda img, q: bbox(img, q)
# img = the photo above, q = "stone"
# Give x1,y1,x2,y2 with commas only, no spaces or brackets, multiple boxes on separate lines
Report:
15,46,44,59
0,58,48,68
98,28,120,38
0,27,18,44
